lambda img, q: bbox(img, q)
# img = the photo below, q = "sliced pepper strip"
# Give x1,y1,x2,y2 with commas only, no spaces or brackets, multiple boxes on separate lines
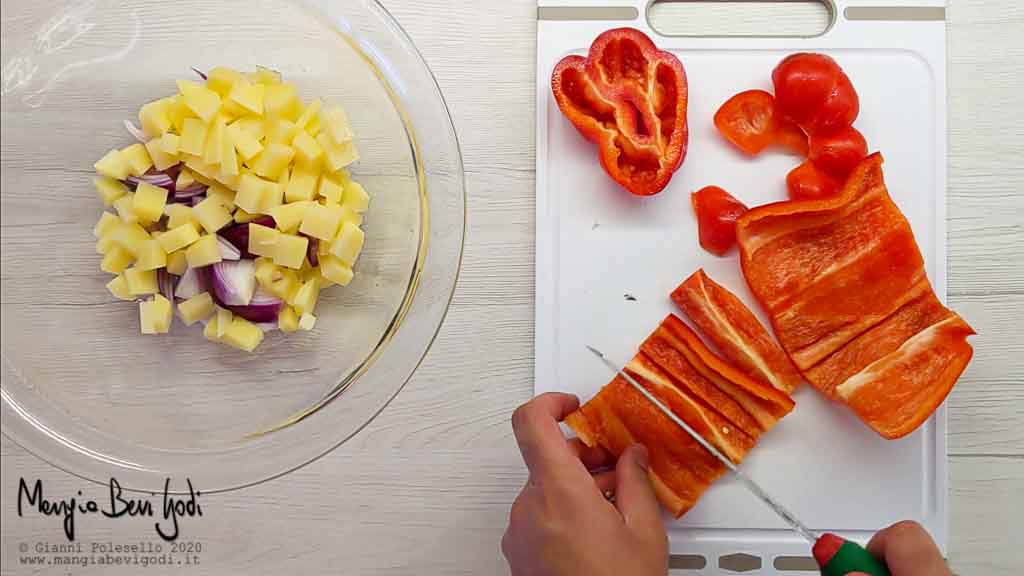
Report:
657,315,795,432
551,28,688,196
672,269,802,394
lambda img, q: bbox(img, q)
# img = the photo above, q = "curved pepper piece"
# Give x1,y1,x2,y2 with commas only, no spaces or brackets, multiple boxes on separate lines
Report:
551,28,689,196
672,269,803,394
691,186,749,256
736,154,975,439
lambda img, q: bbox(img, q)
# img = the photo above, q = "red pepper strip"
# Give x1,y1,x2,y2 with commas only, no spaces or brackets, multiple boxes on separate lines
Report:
672,269,803,394
658,315,795,433
551,28,688,196
691,186,748,256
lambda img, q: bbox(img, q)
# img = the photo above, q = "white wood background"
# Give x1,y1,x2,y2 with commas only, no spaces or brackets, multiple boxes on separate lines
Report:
2,1,1021,574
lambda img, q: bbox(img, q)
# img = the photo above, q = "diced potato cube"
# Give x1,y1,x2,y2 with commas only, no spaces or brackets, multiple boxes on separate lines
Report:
265,118,296,145
133,182,169,223
193,197,234,233
330,221,365,266
213,168,241,190
206,66,246,96
106,274,133,300
94,211,122,238
233,116,265,137
203,309,226,342
254,257,277,285
248,66,281,85
183,154,217,180
160,133,180,155
114,195,139,224
248,223,280,257
221,316,264,352
291,131,322,164
339,204,363,228
109,222,150,256
290,277,320,315
101,245,135,274
94,177,128,206
318,173,344,203
317,133,359,171
145,137,178,171
320,255,354,286
177,292,215,326
207,183,237,211
139,98,173,137
125,267,158,295
285,164,320,202
294,99,322,132
203,119,225,165
157,223,201,253
168,94,195,134
234,208,259,223
226,121,264,161
177,79,222,123
120,143,153,177
179,118,209,156
268,201,311,234
140,294,173,334
342,181,370,212
272,233,309,270
166,250,188,275
221,126,240,175
299,202,343,240
264,83,300,119
322,105,354,144
278,305,300,332
94,149,129,180
235,173,277,214
248,143,295,181
229,78,264,115
298,312,317,331
164,204,196,229
185,234,222,268
135,239,168,271
175,168,196,191
215,308,232,338
96,235,116,254
305,113,322,137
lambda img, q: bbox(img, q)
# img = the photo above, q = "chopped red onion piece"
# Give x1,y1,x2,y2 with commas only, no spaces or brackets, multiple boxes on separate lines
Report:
189,194,207,207
256,322,279,333
306,237,319,267
226,288,283,323
175,267,203,300
157,269,177,302
216,235,241,260
173,184,208,201
192,67,208,80
211,260,256,306
124,120,148,143
218,216,276,258
126,173,175,191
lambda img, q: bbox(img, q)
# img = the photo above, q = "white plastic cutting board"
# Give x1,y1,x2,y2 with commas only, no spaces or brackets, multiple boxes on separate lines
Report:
535,1,948,571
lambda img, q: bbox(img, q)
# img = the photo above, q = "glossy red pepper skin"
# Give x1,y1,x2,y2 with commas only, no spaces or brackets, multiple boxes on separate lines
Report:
787,160,840,201
692,186,749,256
551,28,688,196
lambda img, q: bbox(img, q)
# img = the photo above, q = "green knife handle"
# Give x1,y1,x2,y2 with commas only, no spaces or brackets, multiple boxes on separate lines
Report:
820,540,891,576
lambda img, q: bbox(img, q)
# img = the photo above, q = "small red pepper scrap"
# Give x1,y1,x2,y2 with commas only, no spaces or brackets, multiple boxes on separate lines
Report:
787,160,840,201
692,186,748,256
772,53,859,135
808,125,868,177
551,28,689,196
714,90,776,155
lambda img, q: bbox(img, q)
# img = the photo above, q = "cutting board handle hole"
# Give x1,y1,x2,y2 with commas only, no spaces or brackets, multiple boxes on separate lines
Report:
647,0,834,38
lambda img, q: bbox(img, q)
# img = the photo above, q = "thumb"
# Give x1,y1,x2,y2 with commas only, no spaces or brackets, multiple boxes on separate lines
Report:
614,444,662,535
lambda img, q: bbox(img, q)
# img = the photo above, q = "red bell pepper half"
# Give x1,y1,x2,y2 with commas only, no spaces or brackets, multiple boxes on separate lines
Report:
551,28,688,196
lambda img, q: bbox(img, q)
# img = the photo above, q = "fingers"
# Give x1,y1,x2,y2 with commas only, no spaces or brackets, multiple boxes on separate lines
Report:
867,521,950,576
592,470,617,496
567,438,613,471
511,393,586,482
613,444,663,538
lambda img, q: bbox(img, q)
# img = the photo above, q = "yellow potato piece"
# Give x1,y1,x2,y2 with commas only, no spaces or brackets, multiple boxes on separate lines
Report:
140,295,173,334
106,274,133,300
271,233,308,270
125,267,158,295
158,223,201,253
94,149,129,180
185,234,222,268
133,182,169,223
193,196,234,233
94,178,127,206
135,239,168,271
178,292,216,326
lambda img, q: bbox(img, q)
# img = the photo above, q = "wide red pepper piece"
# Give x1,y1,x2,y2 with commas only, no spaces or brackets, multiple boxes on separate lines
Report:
551,28,688,196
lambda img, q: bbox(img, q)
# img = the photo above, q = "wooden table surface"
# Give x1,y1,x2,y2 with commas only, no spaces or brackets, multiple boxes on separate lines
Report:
2,1,1021,574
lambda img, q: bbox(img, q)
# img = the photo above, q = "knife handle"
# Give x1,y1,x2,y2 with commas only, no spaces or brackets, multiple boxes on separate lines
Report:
814,533,891,576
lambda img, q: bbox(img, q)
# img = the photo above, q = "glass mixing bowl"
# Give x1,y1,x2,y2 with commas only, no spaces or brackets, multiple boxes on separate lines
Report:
0,0,464,492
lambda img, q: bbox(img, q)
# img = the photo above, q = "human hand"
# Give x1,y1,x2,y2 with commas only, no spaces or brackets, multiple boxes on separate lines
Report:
501,393,668,576
850,520,951,576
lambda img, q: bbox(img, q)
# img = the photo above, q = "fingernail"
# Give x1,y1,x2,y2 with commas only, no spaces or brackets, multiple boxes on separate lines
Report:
632,444,649,471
